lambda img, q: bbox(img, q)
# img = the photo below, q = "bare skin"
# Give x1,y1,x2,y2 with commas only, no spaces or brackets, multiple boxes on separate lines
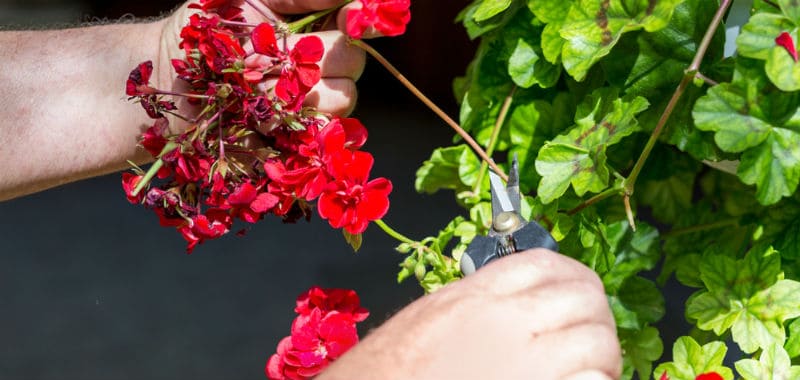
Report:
0,1,621,379
320,249,621,380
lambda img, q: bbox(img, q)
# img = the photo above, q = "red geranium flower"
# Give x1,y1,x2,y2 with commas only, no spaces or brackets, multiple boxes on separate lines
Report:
122,173,144,204
275,36,324,106
266,309,360,380
179,208,232,253
126,61,156,96
317,150,392,234
295,286,369,322
227,181,280,223
346,0,411,39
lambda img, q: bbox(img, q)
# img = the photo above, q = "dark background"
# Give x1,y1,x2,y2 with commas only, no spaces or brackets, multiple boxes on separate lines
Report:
0,1,474,379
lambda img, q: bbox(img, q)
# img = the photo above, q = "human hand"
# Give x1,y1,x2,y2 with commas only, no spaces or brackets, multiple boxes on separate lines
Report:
319,249,622,380
158,0,366,117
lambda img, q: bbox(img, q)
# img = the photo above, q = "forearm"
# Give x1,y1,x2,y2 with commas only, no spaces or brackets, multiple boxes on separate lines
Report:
0,21,166,201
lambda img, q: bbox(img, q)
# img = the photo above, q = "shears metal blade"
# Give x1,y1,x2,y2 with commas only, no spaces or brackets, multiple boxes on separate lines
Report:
460,157,559,275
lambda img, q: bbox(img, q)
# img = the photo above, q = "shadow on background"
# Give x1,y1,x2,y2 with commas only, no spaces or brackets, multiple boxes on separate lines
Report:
0,1,470,379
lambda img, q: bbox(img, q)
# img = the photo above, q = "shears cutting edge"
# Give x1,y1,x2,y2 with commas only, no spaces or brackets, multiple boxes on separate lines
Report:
460,158,559,275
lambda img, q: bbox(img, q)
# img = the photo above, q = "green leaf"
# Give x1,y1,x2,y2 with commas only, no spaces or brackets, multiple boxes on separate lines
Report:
415,145,481,194
686,247,800,353
459,0,522,39
528,0,573,62
609,276,665,329
472,0,514,22
343,230,362,252
636,145,702,224
693,82,800,205
603,221,661,293
766,38,800,91
786,318,800,358
735,343,800,380
737,129,800,206
620,327,663,380
535,89,649,203
653,336,733,380
603,0,724,99
778,0,800,25
559,0,684,81
737,13,795,60
559,213,615,273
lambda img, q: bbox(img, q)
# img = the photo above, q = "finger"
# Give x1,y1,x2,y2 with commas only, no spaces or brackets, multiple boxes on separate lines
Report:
563,370,615,380
262,0,346,14
466,249,605,297
529,323,622,380
260,77,358,116
245,30,365,80
506,278,616,334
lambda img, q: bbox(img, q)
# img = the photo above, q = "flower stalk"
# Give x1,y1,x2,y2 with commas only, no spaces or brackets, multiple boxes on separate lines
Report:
350,39,508,182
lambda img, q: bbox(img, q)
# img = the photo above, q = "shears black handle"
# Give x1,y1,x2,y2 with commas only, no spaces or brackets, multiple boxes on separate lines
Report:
460,221,558,275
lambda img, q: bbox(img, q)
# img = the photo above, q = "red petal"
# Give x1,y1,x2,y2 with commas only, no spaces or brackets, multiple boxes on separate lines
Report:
251,23,278,56
228,182,257,205
317,189,347,228
340,118,368,149
776,32,798,62
348,151,375,183
357,178,392,220
251,192,280,213
295,64,321,89
695,373,723,380
292,36,324,63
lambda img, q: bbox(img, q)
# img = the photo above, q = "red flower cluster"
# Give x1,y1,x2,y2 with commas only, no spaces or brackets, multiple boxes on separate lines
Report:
123,0,393,252
266,287,369,380
346,0,412,39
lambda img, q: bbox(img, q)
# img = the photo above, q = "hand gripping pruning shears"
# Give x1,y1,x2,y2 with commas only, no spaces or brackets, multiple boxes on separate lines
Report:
459,158,559,275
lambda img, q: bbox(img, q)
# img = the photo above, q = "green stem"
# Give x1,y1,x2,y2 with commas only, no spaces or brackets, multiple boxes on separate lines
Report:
662,218,739,239
473,86,516,193
375,219,416,245
351,39,508,182
131,142,178,196
288,1,352,33
624,0,732,195
567,186,621,216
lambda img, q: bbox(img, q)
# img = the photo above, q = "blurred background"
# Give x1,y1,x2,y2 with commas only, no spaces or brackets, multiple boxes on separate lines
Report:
0,1,473,379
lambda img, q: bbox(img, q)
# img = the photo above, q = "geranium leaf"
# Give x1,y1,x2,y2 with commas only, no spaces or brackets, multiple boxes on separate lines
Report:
602,221,661,293
415,145,481,194
609,276,665,329
785,318,800,358
777,0,800,25
604,0,724,99
619,327,663,380
559,0,684,81
735,343,800,380
693,81,800,205
527,0,572,62
736,13,794,60
686,247,800,353
472,0,514,22
653,336,734,380
535,89,648,203
766,40,800,91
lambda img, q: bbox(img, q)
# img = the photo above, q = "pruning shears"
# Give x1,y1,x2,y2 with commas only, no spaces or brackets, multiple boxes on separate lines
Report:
460,158,559,275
